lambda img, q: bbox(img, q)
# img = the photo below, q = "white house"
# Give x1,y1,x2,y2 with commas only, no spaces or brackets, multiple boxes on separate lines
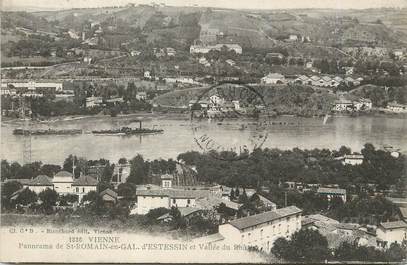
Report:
317,187,347,202
136,92,147,101
333,99,354,112
209,94,225,106
353,98,372,111
85,96,103,108
26,175,54,194
218,206,302,252
377,221,407,247
190,44,242,55
387,102,407,113
144,71,152,79
261,73,286,84
136,175,213,214
72,175,98,201
343,154,364,165
1,81,63,92
53,171,74,195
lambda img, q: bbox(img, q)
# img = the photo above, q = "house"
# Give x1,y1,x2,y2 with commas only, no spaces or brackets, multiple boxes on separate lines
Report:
100,188,118,204
135,174,215,214
288,34,298,41
190,44,242,54
343,154,364,165
144,71,152,79
26,175,53,194
209,94,225,106
393,49,404,59
343,67,354,75
266,53,284,60
72,175,98,201
161,174,173,189
317,187,347,202
157,207,202,223
130,50,141,56
256,194,277,210
166,47,176,56
261,73,286,84
333,99,354,112
305,61,313,69
377,221,407,247
387,102,407,113
136,188,212,215
353,98,372,111
1,81,63,92
188,100,209,109
399,207,407,222
53,171,74,195
85,96,103,108
196,196,241,212
218,206,302,252
136,92,147,101
225,59,236,66
295,75,311,85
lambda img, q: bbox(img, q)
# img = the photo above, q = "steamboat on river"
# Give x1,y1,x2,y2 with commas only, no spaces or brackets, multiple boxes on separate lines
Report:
92,126,163,136
13,128,83,135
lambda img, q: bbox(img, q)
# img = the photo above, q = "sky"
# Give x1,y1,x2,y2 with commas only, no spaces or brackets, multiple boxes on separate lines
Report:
2,0,407,11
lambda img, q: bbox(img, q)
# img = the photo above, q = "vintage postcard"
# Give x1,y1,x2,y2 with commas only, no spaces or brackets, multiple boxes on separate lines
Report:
1,0,407,263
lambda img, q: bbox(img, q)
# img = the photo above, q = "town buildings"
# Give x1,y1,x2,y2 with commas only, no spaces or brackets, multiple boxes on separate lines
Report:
377,221,407,247
261,73,286,84
53,171,75,194
71,175,99,201
216,206,302,252
387,102,407,113
1,81,63,92
317,187,347,202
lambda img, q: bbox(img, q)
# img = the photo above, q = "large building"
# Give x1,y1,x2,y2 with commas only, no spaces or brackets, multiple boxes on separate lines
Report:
1,81,63,92
53,171,74,194
261,73,286,84
190,44,242,54
217,206,302,252
71,175,98,201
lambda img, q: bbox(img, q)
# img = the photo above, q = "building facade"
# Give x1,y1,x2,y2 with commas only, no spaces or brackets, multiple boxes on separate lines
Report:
218,206,302,252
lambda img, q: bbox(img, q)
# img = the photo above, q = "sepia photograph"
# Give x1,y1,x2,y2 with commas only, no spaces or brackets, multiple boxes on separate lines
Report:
0,0,407,263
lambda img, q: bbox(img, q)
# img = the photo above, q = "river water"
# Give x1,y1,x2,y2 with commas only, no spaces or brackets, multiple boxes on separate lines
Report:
1,115,406,165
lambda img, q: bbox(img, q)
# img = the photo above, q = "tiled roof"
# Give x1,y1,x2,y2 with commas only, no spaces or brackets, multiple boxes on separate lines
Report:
28,175,53,186
72,175,98,186
100,188,118,199
196,196,241,211
380,220,407,230
317,187,346,195
4,178,32,185
228,206,302,231
55,171,73,178
157,207,201,220
399,207,407,219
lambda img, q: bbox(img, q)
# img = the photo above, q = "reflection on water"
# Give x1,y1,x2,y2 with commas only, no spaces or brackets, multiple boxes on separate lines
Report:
1,115,406,164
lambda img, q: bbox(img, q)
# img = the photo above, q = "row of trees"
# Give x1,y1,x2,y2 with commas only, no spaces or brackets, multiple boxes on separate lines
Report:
177,144,406,191
272,229,406,262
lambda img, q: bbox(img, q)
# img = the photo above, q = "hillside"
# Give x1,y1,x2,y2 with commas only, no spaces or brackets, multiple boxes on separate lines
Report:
350,84,407,107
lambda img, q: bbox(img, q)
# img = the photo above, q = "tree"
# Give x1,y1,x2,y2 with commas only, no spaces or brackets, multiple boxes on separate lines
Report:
1,181,22,199
1,160,11,180
271,229,331,262
40,164,62,177
39,188,58,213
15,188,37,206
117,182,137,199
145,207,170,223
127,155,149,185
82,191,98,204
169,206,186,229
386,243,406,262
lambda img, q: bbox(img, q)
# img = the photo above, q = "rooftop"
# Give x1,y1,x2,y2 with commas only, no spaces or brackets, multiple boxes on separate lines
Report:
28,175,53,186
228,206,302,231
317,187,346,195
157,207,201,221
380,220,407,230
72,175,98,186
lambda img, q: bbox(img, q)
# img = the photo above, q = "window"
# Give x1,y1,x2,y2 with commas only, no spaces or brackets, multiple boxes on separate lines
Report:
187,199,191,204
82,187,85,193
76,187,79,192
173,199,176,204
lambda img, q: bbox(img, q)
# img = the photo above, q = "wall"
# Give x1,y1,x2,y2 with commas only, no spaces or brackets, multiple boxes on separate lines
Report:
137,196,170,214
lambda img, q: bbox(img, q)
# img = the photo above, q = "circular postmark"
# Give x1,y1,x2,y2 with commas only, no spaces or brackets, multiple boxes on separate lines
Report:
190,81,271,161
